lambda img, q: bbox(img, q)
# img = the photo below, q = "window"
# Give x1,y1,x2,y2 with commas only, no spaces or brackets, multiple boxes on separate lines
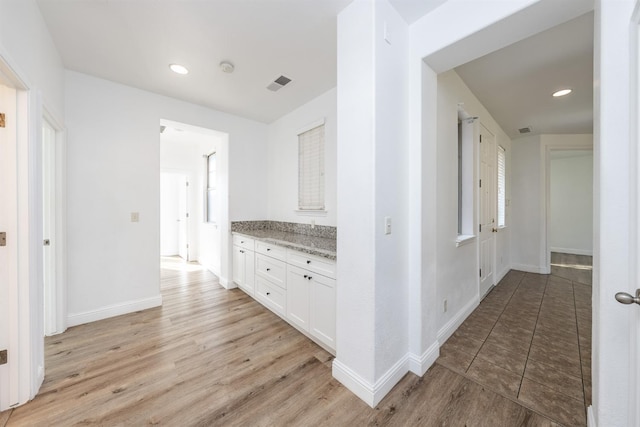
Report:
298,123,325,210
457,110,475,244
497,145,506,227
206,152,217,223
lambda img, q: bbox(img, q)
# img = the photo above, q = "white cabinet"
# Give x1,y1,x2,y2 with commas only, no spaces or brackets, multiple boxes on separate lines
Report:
286,265,311,331
286,264,336,350
232,236,255,295
232,232,336,353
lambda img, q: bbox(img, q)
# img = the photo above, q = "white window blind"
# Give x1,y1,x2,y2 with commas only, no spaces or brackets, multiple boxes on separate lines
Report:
497,145,506,227
298,124,325,210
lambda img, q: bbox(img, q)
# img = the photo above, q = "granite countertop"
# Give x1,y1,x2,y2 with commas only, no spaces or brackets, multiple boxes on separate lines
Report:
233,229,336,260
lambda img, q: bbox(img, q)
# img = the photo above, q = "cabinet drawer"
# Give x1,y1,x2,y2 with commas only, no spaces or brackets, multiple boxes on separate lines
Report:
255,253,286,289
255,241,286,261
287,250,336,279
255,276,286,317
233,234,255,251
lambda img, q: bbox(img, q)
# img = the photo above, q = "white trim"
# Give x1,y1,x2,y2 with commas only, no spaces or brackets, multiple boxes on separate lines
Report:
550,247,593,256
496,266,510,284
587,405,596,427
294,209,328,217
296,117,325,136
67,295,163,327
407,341,439,376
511,263,548,274
437,296,479,344
333,355,411,408
455,234,475,247
219,276,233,289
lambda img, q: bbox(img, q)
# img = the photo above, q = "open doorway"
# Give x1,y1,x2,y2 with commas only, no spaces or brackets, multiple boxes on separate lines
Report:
159,120,228,280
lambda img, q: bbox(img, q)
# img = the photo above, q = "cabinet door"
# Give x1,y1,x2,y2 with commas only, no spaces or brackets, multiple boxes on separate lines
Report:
286,266,310,332
232,245,245,286
244,250,255,293
310,274,336,350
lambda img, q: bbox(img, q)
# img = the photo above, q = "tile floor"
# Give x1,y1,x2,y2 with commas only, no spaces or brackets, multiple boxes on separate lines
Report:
437,254,592,426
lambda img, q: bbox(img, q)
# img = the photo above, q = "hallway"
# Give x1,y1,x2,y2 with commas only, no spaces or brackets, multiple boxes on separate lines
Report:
438,263,592,426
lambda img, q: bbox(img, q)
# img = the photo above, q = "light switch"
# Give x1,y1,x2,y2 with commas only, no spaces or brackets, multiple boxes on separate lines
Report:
384,216,391,235
131,212,139,222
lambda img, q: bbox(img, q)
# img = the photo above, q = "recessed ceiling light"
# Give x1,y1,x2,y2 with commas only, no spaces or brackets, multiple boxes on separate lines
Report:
552,89,572,97
169,64,189,75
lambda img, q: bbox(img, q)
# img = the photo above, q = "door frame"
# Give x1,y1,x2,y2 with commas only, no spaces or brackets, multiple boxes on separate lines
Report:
478,122,497,298
542,142,593,274
42,109,67,337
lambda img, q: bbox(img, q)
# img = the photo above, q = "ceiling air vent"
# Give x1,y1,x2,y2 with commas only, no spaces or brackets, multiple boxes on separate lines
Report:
267,75,292,92
518,126,532,134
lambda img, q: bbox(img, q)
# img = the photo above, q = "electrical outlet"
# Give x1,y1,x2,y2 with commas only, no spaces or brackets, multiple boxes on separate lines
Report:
384,217,391,235
443,299,448,312
131,212,139,222
311,219,315,229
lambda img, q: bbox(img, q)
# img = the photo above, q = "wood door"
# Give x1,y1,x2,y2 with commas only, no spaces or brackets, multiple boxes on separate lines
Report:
478,124,496,298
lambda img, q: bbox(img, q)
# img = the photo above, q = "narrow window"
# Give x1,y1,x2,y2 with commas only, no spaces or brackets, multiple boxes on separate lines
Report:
457,109,475,241
206,152,216,223
497,145,506,227
298,124,325,210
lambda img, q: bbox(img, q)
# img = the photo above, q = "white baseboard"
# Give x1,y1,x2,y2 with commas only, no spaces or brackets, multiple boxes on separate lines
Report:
511,263,547,274
408,341,439,377
496,266,510,283
587,405,596,427
550,247,593,256
220,277,236,289
437,296,479,344
333,354,411,408
67,295,163,327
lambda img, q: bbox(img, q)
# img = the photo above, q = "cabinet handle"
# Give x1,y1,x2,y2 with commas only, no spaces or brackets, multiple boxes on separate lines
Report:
240,250,244,254
266,292,271,296
241,240,244,244
266,268,271,272
267,248,271,251
306,260,311,264
304,275,308,279
307,276,313,281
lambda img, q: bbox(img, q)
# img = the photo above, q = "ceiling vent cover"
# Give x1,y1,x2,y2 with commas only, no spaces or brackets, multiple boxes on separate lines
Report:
267,75,292,92
518,126,532,134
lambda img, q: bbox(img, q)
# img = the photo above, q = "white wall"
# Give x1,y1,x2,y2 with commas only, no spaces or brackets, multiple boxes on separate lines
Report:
550,151,593,255
333,0,410,407
511,134,593,272
511,135,543,272
0,0,65,120
0,0,66,406
65,70,267,325
267,88,337,226
435,70,512,337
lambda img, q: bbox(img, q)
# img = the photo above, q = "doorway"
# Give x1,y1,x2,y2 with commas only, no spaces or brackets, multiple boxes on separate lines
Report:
160,173,190,260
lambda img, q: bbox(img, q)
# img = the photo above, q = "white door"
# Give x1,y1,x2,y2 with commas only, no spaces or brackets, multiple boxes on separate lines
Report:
596,1,639,425
160,173,179,256
478,124,496,298
178,177,189,261
42,119,56,336
0,84,18,410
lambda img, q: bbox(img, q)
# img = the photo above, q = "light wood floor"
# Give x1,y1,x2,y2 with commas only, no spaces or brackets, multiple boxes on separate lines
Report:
1,259,563,426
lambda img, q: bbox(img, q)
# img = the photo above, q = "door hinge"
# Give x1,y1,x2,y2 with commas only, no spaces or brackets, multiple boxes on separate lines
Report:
0,232,6,246
479,135,482,143
186,244,189,249
479,179,482,188
0,112,5,128
479,269,482,277
186,213,189,218
0,349,7,365
479,224,482,233
186,181,189,187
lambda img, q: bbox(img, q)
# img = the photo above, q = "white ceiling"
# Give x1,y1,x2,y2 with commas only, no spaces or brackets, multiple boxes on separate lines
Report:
455,12,594,139
36,0,353,124
36,1,593,135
